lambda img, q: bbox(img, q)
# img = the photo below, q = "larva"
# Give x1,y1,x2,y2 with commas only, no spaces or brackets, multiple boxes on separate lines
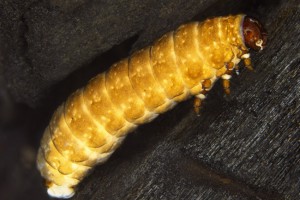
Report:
37,15,267,198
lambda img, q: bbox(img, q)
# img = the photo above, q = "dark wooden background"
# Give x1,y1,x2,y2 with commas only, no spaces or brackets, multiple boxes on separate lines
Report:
0,0,299,200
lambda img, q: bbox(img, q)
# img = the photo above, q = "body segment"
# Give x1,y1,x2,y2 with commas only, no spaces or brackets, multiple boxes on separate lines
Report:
37,15,266,198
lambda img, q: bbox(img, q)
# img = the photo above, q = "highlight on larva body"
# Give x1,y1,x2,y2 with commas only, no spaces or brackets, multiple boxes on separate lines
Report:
37,14,267,198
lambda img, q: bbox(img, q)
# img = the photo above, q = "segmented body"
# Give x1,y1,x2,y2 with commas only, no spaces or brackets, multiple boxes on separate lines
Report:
37,15,251,198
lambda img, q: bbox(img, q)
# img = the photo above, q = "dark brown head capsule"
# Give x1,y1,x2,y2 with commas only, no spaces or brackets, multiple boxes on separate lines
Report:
243,16,267,51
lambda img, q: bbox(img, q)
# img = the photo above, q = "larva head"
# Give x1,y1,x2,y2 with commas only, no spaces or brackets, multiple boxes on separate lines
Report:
243,16,267,51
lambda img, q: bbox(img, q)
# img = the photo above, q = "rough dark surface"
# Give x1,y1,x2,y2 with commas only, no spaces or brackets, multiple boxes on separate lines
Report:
0,0,299,200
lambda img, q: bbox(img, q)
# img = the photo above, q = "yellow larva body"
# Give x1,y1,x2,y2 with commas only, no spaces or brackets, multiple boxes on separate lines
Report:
37,15,249,198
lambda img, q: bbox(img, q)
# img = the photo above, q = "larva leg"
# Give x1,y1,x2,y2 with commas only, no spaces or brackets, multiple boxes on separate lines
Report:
222,79,231,95
221,70,233,95
193,79,212,115
194,92,207,116
241,53,254,71
221,61,237,95
193,97,202,116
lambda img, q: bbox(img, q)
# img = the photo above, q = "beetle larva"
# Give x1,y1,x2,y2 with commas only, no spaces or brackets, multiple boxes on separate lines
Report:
37,15,267,198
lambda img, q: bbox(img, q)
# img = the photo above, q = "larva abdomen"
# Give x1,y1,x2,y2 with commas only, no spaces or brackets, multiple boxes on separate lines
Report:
37,15,267,198
150,32,186,100
105,59,150,122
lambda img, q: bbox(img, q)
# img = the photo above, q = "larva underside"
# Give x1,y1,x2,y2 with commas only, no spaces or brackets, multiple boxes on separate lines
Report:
37,15,261,198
